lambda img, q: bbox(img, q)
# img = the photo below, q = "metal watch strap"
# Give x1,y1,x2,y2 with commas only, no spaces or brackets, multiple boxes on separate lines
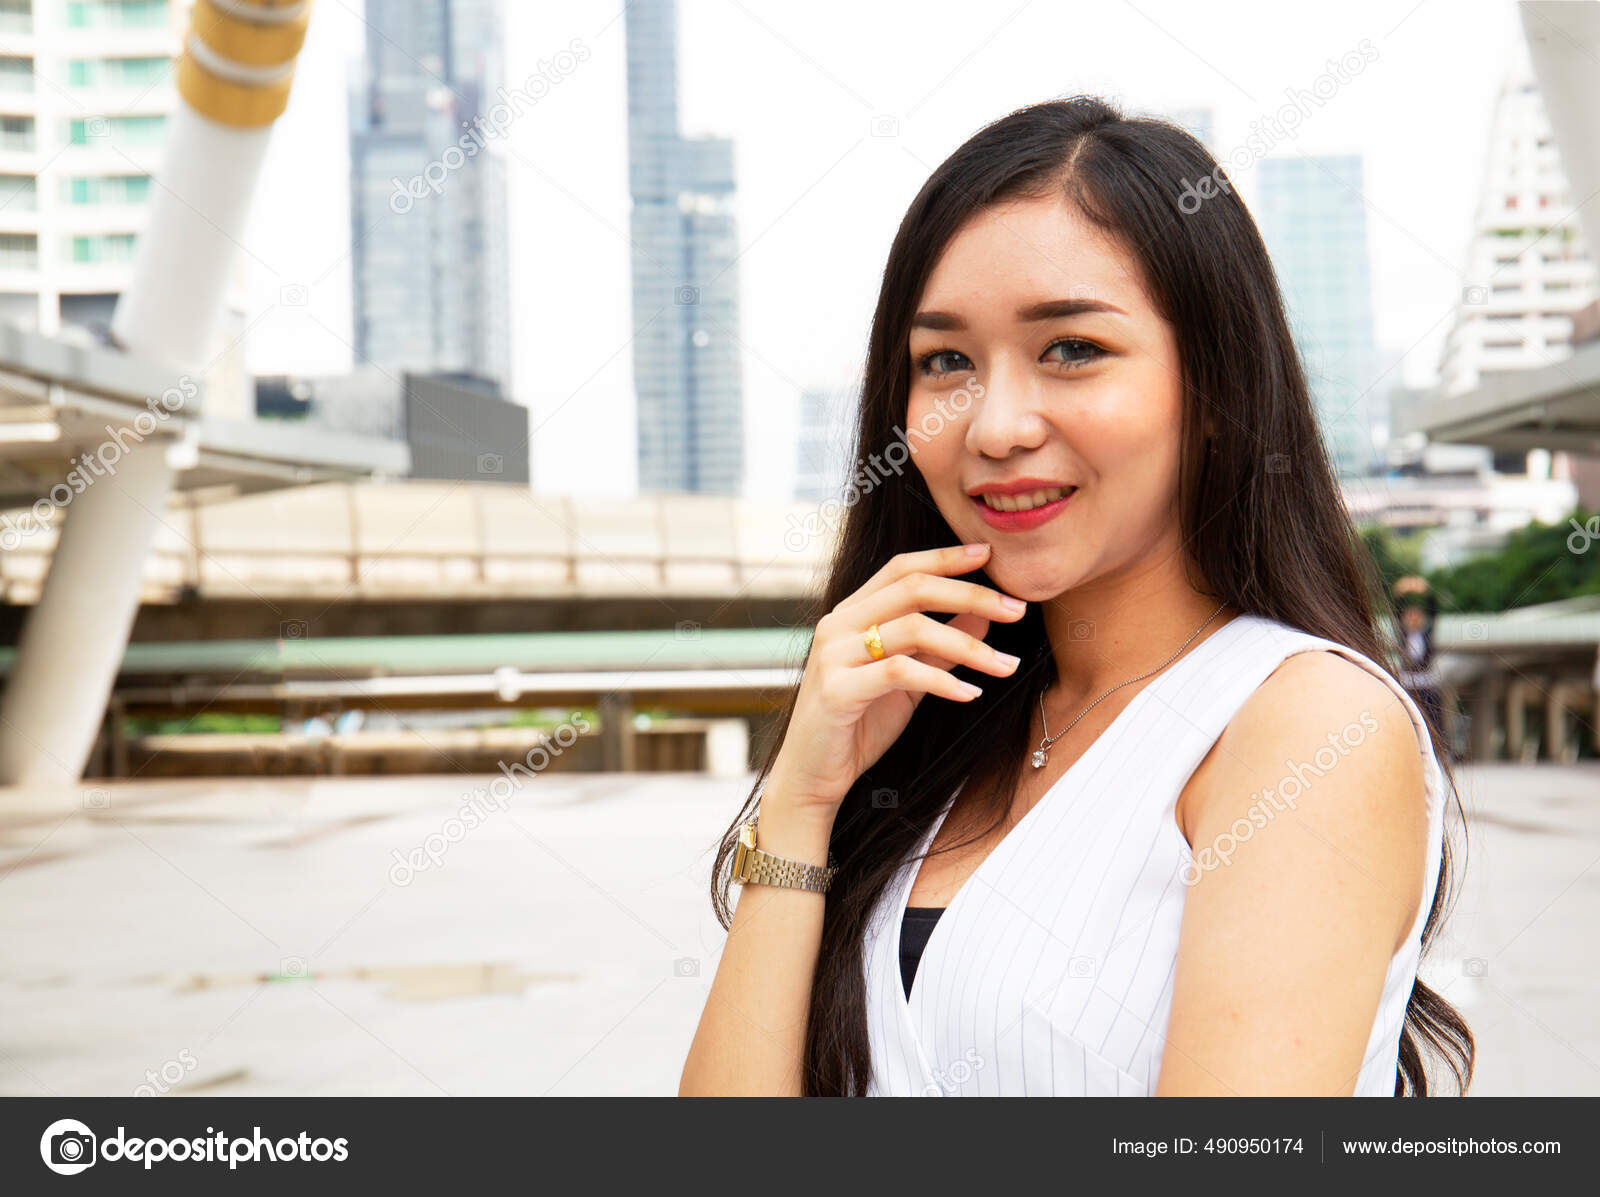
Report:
732,819,837,893
742,850,836,892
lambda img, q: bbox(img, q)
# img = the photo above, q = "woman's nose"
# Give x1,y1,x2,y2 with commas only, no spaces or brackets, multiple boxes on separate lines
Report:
963,366,1048,459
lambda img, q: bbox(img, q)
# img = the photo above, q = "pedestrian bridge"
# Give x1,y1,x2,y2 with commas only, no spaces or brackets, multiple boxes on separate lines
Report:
0,480,833,608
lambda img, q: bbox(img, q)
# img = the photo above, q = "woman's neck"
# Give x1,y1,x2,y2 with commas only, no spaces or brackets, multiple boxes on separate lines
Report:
1038,566,1237,703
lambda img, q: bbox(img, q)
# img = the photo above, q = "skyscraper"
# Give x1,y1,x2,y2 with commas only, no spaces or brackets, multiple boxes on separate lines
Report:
1256,155,1381,477
794,385,852,503
349,0,511,391
624,0,745,496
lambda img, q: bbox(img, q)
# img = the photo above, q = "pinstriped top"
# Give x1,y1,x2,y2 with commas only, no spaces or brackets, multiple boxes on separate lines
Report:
861,613,1448,1096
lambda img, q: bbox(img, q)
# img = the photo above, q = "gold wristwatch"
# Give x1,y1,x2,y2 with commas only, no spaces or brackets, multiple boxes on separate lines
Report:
731,818,838,893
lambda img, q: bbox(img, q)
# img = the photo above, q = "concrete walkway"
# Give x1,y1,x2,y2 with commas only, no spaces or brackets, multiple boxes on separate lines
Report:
0,764,1594,1095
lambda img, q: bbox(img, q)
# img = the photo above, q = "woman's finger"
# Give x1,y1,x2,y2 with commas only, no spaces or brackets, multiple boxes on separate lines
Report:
859,611,1013,678
846,571,1025,631
833,650,987,708
910,611,993,672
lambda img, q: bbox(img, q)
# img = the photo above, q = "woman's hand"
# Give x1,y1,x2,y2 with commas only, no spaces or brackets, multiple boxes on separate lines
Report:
767,542,1026,821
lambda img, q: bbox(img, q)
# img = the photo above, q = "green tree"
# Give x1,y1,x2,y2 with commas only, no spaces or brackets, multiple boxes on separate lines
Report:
1427,508,1600,612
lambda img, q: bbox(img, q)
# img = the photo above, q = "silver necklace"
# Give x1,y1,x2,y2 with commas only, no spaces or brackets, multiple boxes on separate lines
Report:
1032,600,1227,769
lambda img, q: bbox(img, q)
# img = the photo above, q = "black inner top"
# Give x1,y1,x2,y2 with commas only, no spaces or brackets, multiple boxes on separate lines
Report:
899,906,947,998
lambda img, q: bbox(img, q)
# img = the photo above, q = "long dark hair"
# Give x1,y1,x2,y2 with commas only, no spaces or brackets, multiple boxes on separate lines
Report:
711,96,1473,1096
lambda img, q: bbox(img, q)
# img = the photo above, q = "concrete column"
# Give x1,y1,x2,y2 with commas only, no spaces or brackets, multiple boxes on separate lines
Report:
1547,680,1595,765
705,718,750,779
1471,680,1502,762
1505,679,1545,763
0,441,176,791
1546,684,1571,764
598,692,636,773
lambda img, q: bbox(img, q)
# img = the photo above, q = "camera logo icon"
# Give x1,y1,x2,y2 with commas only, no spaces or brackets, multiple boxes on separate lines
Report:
41,1119,96,1175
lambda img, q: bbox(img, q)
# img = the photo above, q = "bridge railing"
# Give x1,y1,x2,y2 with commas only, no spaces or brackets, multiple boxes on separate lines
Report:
1,480,839,603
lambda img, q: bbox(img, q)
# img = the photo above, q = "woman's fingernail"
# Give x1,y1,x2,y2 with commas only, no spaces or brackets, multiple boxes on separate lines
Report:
964,543,989,557
995,651,1021,669
960,681,984,698
1001,596,1026,613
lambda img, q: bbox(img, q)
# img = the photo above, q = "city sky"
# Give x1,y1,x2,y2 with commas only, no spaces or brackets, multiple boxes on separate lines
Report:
239,0,1525,499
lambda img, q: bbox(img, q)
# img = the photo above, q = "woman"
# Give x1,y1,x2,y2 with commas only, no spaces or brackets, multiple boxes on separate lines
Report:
679,97,1472,1096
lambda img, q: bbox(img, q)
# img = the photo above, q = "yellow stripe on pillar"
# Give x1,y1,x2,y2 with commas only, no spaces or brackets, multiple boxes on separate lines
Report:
175,52,297,128
190,0,312,67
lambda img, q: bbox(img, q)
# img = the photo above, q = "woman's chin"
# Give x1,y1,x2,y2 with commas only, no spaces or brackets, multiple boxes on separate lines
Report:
984,557,1091,604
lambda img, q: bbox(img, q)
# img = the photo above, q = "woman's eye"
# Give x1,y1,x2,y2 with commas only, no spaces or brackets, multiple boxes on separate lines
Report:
915,349,972,377
1043,338,1104,368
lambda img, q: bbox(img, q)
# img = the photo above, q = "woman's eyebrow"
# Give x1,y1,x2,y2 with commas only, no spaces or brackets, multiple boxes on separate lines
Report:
910,297,1128,330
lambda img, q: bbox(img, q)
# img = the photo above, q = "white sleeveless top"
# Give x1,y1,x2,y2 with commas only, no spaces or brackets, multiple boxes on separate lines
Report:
861,613,1447,1096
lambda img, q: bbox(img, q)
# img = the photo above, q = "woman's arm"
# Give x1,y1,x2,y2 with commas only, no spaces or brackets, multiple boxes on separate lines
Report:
678,770,836,1097
1155,650,1428,1095
676,543,1028,1095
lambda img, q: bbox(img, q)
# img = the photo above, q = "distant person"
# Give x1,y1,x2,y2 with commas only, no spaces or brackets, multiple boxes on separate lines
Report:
1393,576,1444,739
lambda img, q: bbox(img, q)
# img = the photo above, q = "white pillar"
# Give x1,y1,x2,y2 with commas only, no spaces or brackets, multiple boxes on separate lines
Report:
705,718,750,779
0,441,176,791
109,106,275,372
0,4,309,798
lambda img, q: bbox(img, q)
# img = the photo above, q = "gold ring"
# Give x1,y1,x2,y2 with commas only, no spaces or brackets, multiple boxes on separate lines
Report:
864,624,885,661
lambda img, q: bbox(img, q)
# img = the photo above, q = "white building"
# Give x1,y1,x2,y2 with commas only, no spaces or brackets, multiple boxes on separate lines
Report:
1342,470,1577,571
0,1,176,336
1437,60,1597,402
0,0,251,416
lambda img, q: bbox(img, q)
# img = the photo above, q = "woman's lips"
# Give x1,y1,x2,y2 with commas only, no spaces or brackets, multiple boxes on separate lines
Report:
971,488,1075,531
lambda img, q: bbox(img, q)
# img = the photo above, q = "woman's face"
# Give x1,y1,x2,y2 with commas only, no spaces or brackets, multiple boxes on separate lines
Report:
905,193,1188,603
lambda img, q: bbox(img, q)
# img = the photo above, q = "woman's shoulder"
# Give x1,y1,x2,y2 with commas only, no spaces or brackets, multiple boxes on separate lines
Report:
1253,646,1418,735
1221,615,1421,720
1179,636,1430,945
1229,631,1426,796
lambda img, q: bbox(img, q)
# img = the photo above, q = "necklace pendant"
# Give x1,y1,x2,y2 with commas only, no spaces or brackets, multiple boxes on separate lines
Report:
1031,749,1048,769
